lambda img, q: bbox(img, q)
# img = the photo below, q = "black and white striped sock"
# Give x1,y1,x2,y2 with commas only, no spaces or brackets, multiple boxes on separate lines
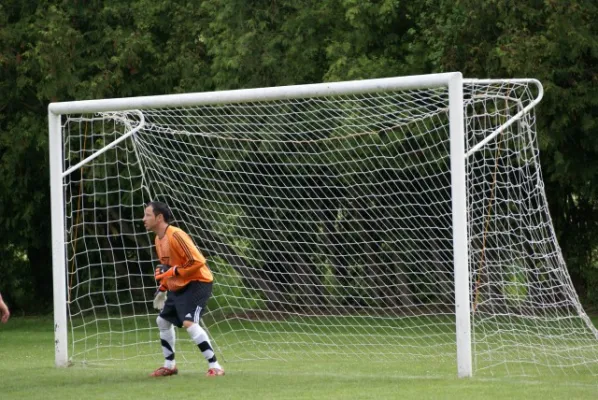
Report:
186,323,222,369
157,316,176,369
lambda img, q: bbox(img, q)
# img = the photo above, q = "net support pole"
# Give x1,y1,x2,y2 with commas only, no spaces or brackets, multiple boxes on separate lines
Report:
49,109,69,367
448,73,472,378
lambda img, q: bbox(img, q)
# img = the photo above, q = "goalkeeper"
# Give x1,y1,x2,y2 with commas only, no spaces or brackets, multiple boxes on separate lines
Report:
143,201,224,377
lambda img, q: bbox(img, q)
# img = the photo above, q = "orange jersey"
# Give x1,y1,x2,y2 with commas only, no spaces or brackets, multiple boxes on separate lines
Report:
155,225,213,291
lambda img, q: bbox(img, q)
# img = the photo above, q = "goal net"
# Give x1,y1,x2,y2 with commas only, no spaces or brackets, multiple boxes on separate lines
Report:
49,73,598,377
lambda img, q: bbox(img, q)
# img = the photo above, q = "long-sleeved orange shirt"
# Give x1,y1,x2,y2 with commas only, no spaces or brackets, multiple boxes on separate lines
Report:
155,225,213,291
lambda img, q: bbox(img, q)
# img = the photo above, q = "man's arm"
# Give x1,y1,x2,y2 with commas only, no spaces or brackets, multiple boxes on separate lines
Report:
170,231,205,278
0,292,10,323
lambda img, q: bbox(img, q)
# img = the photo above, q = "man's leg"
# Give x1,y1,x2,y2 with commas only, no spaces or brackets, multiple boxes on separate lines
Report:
151,297,180,377
158,316,176,369
178,282,224,376
183,320,224,376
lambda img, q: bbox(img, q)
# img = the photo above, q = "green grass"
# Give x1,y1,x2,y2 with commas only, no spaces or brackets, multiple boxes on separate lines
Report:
1,316,597,400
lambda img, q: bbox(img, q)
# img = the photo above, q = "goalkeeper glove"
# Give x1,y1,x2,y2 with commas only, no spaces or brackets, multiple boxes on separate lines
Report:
155,264,178,281
153,286,167,310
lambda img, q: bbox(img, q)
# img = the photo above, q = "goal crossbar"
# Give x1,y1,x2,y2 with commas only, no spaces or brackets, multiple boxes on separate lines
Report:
49,73,461,114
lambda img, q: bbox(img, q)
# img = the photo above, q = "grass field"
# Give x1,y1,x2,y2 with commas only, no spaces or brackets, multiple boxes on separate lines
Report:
1,316,597,399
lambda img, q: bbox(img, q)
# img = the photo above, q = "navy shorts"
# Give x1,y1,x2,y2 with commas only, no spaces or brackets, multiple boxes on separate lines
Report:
159,281,213,328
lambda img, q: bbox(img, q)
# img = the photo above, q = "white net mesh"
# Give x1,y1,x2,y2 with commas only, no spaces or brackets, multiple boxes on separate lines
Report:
59,78,598,376
465,82,598,375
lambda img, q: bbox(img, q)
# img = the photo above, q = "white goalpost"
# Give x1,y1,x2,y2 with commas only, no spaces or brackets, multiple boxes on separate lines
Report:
48,72,598,377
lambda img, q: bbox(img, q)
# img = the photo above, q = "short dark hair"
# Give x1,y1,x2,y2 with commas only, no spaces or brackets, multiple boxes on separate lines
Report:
147,201,173,223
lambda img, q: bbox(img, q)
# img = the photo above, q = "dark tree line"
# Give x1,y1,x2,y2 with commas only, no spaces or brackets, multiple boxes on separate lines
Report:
1,0,597,313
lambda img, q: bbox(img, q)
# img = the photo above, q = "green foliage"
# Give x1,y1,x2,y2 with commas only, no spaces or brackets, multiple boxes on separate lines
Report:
502,263,529,307
1,0,598,311
415,0,598,305
0,0,210,311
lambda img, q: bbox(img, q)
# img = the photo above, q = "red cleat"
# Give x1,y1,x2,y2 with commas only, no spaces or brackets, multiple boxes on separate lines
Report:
206,368,225,377
150,366,178,377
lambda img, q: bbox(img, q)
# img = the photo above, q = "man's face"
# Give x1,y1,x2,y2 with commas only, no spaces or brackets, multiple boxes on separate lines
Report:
143,205,160,232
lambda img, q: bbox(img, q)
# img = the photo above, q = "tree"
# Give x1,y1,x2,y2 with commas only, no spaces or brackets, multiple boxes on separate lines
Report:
0,0,211,311
1,0,597,312
414,0,598,305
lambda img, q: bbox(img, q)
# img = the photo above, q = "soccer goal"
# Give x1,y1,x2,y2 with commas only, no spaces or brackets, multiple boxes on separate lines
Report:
48,72,598,377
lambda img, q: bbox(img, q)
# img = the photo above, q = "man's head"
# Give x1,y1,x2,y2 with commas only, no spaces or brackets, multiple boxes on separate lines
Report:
143,201,172,233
